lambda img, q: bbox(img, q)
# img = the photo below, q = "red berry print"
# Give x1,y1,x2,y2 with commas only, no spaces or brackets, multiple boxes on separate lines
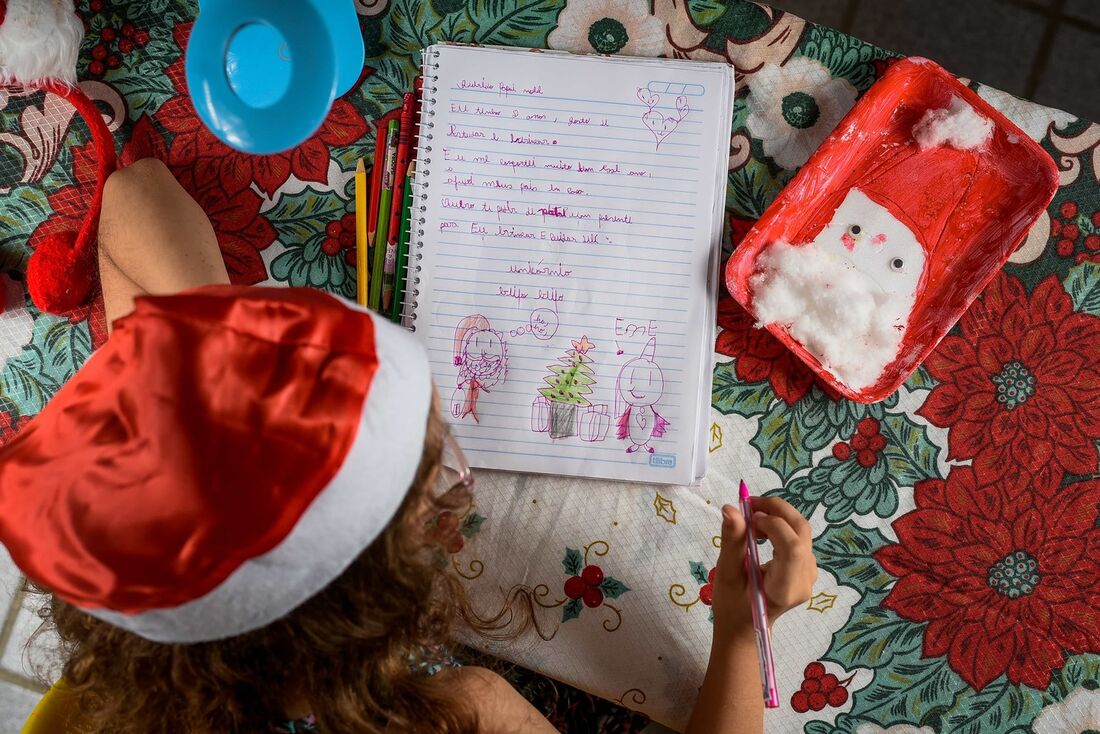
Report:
1051,219,1062,237
119,39,135,54
1057,239,1075,257
868,434,886,452
564,576,586,600
437,512,458,532
581,564,604,586
707,567,716,583
1061,201,1078,219
582,586,604,608
321,238,341,256
344,250,357,267
92,45,108,60
857,417,879,436
342,213,357,230
1086,234,1100,252
1064,224,1080,241
101,27,117,42
850,433,868,451
88,60,106,77
326,221,342,238
339,231,355,249
832,442,851,460
135,30,150,47
795,664,856,712
1092,211,1100,228
444,535,464,554
857,449,877,467
804,662,825,679
698,583,713,606
107,55,121,69
89,0,103,11
121,22,136,38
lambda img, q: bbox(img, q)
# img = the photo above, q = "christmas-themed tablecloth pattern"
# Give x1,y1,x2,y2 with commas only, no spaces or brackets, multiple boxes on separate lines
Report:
1,1,1098,732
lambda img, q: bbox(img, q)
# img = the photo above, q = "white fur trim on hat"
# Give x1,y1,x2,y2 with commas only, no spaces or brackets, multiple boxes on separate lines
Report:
88,310,434,643
0,0,83,85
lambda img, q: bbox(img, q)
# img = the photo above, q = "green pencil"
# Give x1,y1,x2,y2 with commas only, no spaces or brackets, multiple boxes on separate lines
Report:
369,120,399,311
391,164,415,323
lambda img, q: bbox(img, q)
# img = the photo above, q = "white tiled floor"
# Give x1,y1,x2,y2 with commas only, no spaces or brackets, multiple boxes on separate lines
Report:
0,548,51,733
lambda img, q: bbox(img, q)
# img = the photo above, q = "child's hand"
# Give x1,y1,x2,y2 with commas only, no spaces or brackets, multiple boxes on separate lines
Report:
711,497,817,640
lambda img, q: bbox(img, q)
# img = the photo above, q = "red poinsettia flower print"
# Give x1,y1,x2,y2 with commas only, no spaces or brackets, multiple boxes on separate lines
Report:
875,466,1100,691
716,293,817,404
0,411,31,446
155,23,369,198
917,273,1100,489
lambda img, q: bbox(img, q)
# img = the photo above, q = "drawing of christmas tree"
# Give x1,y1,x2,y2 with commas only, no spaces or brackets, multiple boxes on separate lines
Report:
539,336,596,439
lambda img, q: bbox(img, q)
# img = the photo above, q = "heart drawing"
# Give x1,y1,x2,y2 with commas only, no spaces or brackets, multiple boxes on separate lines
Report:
637,88,690,151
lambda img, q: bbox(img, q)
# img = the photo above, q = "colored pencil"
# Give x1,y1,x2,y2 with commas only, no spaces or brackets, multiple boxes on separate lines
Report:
391,163,415,324
366,124,387,263
354,159,369,306
383,93,416,312
369,120,400,311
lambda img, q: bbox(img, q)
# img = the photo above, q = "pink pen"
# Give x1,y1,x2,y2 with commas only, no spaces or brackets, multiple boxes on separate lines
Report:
740,480,779,708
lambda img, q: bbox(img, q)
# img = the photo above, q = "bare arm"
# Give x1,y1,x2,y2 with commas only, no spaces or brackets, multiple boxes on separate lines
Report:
685,500,818,734
444,666,558,734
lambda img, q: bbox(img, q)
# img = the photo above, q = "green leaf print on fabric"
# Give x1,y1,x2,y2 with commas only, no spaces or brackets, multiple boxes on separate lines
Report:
562,597,583,623
599,577,629,599
798,25,896,92
466,0,563,46
562,547,582,576
751,398,811,482
689,560,709,586
0,317,93,417
711,362,775,418
0,186,50,253
1064,261,1100,316
687,0,726,27
879,413,940,487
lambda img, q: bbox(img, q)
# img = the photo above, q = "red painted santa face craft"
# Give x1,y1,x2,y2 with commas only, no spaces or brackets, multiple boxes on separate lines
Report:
0,286,434,644
726,57,1059,403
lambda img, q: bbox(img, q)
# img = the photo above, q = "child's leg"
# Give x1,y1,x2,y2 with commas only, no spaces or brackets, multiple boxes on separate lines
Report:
98,158,229,329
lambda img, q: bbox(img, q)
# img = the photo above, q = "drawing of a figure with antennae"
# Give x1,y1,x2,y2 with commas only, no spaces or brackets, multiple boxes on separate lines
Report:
615,337,669,454
452,314,508,423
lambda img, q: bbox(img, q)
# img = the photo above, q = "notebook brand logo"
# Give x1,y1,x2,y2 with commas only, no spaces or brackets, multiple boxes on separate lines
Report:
649,454,676,468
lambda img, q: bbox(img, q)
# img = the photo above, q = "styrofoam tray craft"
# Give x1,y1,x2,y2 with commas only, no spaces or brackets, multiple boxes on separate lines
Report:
725,57,1059,403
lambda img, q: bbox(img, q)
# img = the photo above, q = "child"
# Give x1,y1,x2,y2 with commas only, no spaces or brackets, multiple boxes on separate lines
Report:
0,159,817,733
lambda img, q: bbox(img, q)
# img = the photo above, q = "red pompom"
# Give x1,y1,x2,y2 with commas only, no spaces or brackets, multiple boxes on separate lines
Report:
26,230,96,314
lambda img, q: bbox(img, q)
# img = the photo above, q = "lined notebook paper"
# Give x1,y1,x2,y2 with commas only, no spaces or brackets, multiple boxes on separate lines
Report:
406,45,733,485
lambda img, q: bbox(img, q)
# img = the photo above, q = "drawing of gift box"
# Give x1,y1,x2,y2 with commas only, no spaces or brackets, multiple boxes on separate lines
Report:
580,405,610,442
531,396,551,432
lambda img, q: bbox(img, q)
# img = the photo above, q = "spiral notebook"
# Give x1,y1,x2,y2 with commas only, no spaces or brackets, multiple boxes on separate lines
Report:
402,44,733,485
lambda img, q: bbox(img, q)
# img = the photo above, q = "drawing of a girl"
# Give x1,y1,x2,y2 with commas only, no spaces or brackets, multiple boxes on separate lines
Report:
452,315,508,423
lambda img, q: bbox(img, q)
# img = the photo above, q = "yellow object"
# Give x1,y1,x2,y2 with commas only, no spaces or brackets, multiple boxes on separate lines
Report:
21,680,90,734
355,158,370,306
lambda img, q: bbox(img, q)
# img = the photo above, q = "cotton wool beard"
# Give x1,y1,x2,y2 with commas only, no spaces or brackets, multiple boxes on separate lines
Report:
749,241,910,390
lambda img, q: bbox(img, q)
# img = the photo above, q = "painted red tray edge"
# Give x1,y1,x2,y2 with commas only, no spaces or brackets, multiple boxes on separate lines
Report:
724,57,1060,404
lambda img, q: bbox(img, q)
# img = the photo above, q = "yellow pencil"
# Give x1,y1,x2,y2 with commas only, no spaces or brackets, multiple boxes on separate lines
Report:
355,159,369,306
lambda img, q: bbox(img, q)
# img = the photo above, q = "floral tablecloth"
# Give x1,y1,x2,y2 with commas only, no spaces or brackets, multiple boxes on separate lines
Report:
1,1,1098,732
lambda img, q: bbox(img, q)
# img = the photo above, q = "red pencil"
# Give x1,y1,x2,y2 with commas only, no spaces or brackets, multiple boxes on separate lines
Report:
383,93,417,311
367,123,387,251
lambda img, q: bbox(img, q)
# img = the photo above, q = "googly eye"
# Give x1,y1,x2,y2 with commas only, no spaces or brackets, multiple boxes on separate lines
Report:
890,258,904,271
848,224,862,237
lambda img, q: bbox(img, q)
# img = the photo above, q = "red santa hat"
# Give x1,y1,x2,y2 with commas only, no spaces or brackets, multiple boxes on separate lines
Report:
0,286,433,643
0,0,119,314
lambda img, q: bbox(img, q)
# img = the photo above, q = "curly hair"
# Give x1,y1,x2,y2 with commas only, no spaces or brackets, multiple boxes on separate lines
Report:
35,402,535,734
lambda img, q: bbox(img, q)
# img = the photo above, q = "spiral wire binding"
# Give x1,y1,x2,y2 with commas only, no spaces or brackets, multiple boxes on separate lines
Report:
398,47,440,332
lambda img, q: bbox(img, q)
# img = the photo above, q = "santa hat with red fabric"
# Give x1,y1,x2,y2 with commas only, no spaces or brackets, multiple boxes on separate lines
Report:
0,286,433,643
0,0,118,314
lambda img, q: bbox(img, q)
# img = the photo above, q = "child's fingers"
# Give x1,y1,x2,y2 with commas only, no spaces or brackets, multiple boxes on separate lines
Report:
753,511,801,558
751,496,812,540
716,504,746,576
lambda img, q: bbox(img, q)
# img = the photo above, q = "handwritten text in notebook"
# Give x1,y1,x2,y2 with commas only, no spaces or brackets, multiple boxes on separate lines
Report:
412,46,733,484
